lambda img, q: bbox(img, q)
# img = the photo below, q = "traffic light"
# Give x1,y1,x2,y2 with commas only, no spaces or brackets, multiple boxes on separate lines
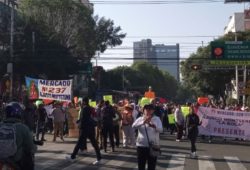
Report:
191,64,202,70
211,41,224,59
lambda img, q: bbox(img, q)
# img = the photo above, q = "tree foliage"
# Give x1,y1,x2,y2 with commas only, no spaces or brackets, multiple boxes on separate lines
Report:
0,0,126,80
101,62,178,99
19,0,126,59
180,31,250,99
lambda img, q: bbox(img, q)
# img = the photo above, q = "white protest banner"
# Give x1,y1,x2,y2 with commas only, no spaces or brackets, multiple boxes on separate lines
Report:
197,107,250,140
38,79,72,102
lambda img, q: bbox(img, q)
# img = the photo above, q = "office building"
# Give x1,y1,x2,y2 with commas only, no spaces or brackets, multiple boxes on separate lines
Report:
133,39,180,81
133,39,156,66
154,44,180,81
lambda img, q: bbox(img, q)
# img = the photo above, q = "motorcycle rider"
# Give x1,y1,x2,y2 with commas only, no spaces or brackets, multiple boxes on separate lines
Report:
0,102,36,170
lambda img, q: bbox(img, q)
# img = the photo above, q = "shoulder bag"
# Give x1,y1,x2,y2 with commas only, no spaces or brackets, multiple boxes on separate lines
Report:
144,125,161,157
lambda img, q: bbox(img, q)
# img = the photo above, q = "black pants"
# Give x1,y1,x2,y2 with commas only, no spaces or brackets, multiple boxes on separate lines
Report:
188,130,198,153
79,129,87,150
113,125,120,147
169,124,176,135
176,124,183,140
36,121,45,140
137,147,157,170
71,128,101,160
102,124,115,151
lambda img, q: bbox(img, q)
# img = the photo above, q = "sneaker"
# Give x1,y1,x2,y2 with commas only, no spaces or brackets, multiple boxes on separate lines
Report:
65,155,76,162
193,152,197,157
176,139,180,142
190,152,195,158
92,159,103,165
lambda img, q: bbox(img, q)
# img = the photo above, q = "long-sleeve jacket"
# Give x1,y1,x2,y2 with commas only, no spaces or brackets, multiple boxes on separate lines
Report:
79,105,95,129
186,113,201,137
3,118,35,163
132,116,163,147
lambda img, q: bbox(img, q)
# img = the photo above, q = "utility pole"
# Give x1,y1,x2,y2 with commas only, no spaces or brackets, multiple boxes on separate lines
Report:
7,0,16,100
32,31,35,55
235,33,239,103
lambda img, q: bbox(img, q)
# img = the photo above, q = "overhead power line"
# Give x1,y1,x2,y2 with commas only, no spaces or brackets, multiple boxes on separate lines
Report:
93,57,208,60
126,35,219,38
91,0,224,5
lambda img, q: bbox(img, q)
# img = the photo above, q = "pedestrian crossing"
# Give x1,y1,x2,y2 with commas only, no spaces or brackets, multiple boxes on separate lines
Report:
35,149,250,170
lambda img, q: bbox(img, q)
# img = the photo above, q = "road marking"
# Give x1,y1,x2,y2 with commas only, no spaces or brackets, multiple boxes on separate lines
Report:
62,157,95,170
35,152,67,170
105,153,131,167
167,154,185,170
224,156,247,170
198,155,216,170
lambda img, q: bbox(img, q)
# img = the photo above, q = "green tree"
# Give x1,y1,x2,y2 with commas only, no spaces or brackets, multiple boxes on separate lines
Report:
180,31,250,99
101,62,178,99
19,0,126,59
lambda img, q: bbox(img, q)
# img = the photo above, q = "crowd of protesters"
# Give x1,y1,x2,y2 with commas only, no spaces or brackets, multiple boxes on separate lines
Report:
1,96,250,170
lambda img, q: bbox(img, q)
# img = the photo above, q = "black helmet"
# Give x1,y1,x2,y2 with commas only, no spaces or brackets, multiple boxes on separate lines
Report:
5,102,24,119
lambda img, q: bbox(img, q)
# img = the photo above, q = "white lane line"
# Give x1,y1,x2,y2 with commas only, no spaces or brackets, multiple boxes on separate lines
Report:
224,156,247,170
167,154,185,170
198,155,216,170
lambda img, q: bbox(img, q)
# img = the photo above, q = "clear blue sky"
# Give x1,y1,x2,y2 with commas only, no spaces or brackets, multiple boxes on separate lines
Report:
91,0,247,70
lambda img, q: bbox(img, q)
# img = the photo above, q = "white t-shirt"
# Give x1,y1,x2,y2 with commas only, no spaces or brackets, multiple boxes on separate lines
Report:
132,115,163,147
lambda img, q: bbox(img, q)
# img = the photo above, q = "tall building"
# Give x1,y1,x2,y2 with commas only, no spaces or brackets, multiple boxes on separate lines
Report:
154,44,180,81
133,39,156,66
224,10,250,34
133,39,180,81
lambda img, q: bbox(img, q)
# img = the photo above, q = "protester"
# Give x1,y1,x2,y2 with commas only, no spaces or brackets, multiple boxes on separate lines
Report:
101,100,115,152
51,102,65,142
66,97,102,165
23,98,36,132
35,102,47,141
113,104,122,148
0,102,35,170
95,100,104,149
132,104,163,170
174,103,184,142
186,107,202,158
121,105,135,148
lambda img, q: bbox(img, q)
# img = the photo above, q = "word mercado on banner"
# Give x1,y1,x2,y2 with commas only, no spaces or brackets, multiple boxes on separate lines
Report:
39,80,71,86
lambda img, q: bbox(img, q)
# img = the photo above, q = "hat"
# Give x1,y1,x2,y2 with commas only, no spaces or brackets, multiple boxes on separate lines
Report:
143,104,155,111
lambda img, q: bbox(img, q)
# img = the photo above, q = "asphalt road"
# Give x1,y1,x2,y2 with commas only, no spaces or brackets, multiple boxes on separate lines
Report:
35,133,250,170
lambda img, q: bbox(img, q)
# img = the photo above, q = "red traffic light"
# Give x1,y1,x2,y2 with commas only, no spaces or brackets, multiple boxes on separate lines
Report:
191,64,202,70
213,47,223,58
